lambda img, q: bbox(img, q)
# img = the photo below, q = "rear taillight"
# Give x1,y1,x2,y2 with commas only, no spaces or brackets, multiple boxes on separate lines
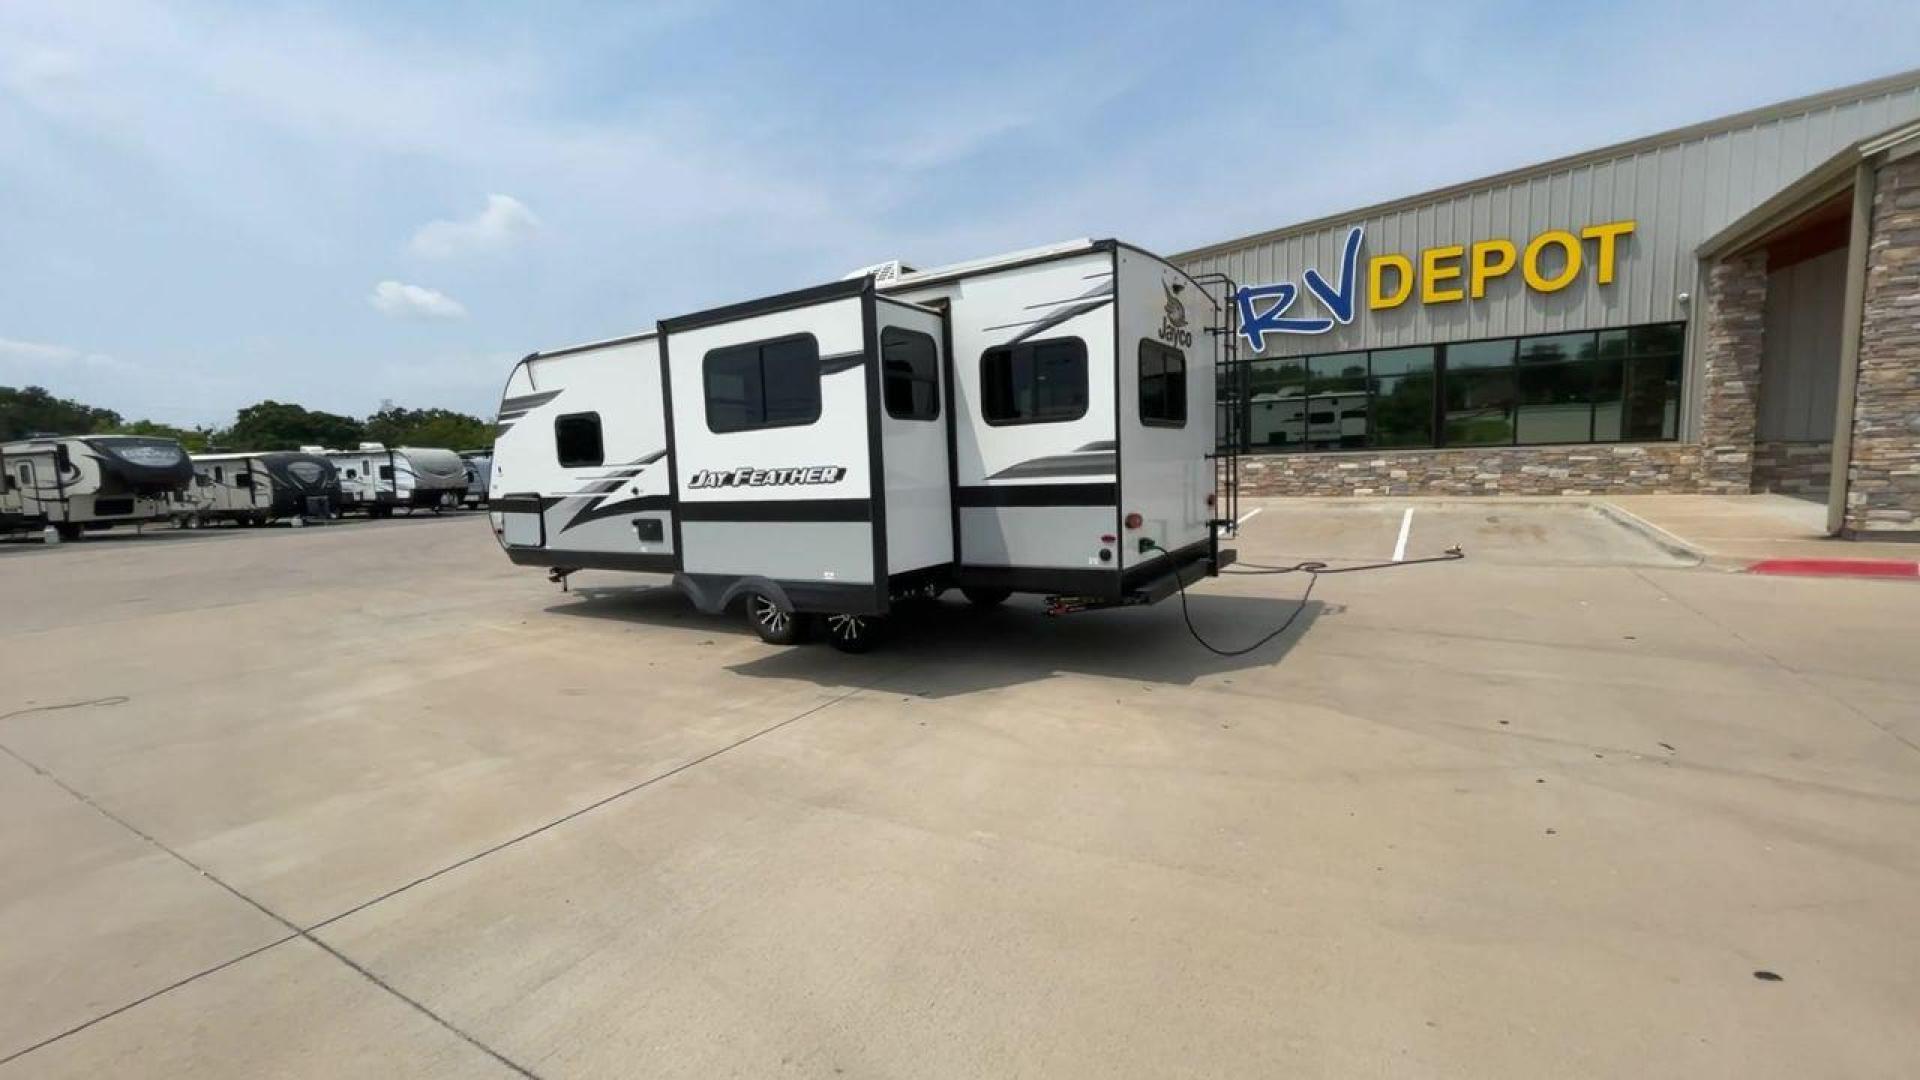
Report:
1124,512,1143,530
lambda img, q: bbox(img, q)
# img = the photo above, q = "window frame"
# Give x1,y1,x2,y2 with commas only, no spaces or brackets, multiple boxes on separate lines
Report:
980,335,1090,427
880,326,941,422
1218,321,1686,456
1138,339,1189,429
553,410,607,468
702,332,824,435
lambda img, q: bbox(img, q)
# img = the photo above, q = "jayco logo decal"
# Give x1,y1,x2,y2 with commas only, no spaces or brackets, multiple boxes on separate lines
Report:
1158,279,1193,349
688,465,846,489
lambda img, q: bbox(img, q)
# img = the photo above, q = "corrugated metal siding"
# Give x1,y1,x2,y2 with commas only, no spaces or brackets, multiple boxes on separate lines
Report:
1180,82,1920,360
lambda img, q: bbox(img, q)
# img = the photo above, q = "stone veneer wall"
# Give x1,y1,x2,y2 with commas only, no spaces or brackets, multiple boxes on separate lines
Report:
1843,155,1920,538
1235,443,1701,497
1750,440,1834,498
1695,251,1770,494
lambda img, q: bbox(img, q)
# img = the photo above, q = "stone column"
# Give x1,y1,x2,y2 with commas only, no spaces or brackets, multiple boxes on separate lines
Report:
1695,251,1768,494
1843,155,1920,538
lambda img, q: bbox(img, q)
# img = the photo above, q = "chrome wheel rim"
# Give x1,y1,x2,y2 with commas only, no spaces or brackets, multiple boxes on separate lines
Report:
827,613,864,641
753,597,789,635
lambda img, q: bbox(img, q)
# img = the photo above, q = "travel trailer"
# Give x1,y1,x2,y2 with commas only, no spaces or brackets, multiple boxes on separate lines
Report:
459,450,493,507
0,434,194,541
488,238,1238,651
311,444,468,516
182,451,341,526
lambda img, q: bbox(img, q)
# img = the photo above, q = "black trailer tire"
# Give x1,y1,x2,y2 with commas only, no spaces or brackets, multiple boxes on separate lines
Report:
745,592,809,646
55,523,83,542
824,612,885,653
961,587,1012,608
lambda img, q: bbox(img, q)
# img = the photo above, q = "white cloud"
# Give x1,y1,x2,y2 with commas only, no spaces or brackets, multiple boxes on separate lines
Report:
407,193,540,259
368,280,468,320
0,337,118,367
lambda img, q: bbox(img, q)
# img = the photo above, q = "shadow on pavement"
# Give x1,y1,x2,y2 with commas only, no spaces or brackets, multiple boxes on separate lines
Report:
546,583,1329,698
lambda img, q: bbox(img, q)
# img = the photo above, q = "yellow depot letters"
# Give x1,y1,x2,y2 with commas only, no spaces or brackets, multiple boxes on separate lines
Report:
1368,220,1634,311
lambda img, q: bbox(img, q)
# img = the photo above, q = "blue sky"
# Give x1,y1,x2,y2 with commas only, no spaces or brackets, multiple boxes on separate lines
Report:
2,1,1917,426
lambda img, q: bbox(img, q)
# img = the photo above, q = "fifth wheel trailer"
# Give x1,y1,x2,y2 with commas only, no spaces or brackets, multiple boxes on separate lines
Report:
488,238,1237,651
1,434,194,541
183,451,342,526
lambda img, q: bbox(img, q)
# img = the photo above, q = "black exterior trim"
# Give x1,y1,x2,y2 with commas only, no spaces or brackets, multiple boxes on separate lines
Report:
1110,247,1126,577
955,483,1117,507
677,499,871,522
861,281,889,615
492,494,544,514
1120,537,1212,592
660,277,869,336
561,493,672,533
954,563,1119,599
934,298,963,569
506,547,675,574
659,329,684,572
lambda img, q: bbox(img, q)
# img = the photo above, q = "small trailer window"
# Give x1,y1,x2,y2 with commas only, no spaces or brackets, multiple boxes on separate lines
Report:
213,466,225,482
703,334,822,434
554,412,605,467
1138,339,1187,428
981,337,1087,425
881,327,940,421
379,465,394,481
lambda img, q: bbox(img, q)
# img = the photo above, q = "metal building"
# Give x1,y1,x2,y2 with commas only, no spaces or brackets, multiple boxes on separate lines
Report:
1176,68,1920,539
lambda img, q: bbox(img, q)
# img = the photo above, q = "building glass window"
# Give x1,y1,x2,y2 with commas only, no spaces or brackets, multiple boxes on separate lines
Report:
554,412,605,467
1219,321,1686,454
704,333,822,434
982,337,1088,425
1138,340,1187,428
881,327,940,421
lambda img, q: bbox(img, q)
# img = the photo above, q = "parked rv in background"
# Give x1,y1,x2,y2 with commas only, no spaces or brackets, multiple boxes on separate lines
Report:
488,238,1235,651
459,450,493,507
308,444,468,516
1,434,194,541
183,451,341,527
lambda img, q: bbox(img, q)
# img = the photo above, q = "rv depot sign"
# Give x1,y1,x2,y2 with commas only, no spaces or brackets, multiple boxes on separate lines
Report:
1234,219,1637,351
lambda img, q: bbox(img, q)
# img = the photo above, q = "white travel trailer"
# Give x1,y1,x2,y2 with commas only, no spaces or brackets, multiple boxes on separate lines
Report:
489,238,1238,651
0,434,194,541
313,444,468,516
459,450,493,507
183,451,342,526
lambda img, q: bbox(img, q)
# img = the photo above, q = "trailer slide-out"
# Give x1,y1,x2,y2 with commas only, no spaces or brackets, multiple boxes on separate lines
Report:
488,238,1238,651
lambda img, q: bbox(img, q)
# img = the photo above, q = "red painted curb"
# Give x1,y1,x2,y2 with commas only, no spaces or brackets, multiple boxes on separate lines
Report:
1747,558,1920,579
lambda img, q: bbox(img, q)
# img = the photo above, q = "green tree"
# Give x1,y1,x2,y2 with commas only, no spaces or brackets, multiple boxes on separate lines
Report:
0,385,124,440
362,406,492,450
102,418,223,452
225,400,365,451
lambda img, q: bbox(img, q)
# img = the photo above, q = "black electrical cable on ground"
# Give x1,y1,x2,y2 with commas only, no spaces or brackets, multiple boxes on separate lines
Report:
1142,540,1466,657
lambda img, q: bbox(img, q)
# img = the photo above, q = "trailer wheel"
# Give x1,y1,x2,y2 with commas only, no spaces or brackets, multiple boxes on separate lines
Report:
824,613,885,653
746,592,809,646
55,523,83,542
960,587,1011,608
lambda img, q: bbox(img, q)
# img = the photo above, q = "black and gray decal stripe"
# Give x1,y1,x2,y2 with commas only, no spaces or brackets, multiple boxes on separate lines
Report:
561,493,672,533
499,389,562,414
820,351,864,376
986,452,1117,481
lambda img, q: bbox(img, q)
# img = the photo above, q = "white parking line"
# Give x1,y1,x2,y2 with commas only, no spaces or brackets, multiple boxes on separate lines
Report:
1392,507,1414,562
1236,507,1263,526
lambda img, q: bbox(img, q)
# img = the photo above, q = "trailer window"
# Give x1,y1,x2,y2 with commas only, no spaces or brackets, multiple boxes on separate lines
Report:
554,412,605,467
881,327,940,421
378,465,394,481
704,334,822,434
981,337,1087,425
1138,340,1187,428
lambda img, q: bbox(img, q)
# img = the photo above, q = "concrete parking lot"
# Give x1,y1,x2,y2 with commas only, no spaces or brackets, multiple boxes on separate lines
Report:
2,503,1917,1078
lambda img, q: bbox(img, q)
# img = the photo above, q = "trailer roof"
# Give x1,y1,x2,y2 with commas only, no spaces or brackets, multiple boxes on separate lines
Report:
884,238,1103,291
